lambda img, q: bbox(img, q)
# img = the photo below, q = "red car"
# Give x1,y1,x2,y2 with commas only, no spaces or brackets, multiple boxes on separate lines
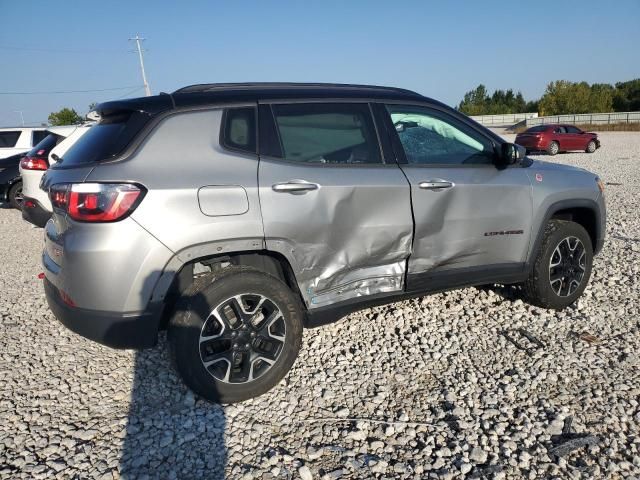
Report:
515,124,600,156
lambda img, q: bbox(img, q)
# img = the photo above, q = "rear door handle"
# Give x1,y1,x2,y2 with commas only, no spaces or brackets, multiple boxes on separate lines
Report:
272,181,320,193
418,180,454,190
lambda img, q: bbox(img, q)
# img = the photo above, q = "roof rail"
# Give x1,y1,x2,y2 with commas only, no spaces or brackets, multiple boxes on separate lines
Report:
173,82,421,97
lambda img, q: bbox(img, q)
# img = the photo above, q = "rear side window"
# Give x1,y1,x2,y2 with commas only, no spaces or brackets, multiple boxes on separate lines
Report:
526,125,547,133
27,133,63,157
221,107,257,154
32,130,49,145
60,111,150,166
271,103,382,164
0,131,21,148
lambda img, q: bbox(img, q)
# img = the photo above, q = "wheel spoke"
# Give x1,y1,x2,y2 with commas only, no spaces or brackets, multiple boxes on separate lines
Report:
548,235,588,298
199,292,286,385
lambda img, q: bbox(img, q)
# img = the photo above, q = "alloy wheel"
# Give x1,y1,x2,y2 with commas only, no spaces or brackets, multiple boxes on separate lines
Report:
549,142,559,155
199,293,286,384
548,236,586,297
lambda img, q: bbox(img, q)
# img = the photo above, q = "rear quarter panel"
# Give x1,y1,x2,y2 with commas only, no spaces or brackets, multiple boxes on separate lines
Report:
86,107,265,261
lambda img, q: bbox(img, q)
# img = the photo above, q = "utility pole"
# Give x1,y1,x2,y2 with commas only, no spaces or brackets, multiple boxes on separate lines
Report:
14,111,25,126
129,34,151,96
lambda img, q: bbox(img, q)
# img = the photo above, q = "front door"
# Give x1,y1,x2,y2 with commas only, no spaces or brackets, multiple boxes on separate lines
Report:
382,104,533,290
258,102,413,308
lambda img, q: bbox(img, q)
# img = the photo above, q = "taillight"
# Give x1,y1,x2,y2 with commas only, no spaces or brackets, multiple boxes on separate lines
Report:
21,156,49,170
49,183,145,222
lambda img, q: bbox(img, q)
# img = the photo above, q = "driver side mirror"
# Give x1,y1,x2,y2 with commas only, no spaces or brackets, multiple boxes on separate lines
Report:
499,142,526,167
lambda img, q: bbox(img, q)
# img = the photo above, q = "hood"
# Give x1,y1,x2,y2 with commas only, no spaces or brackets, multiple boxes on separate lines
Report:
529,159,588,173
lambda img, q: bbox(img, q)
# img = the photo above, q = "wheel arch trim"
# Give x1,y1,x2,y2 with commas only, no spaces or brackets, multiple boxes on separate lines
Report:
526,198,604,270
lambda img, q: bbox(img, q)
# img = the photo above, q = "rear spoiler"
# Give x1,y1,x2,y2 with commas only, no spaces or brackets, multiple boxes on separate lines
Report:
90,94,174,120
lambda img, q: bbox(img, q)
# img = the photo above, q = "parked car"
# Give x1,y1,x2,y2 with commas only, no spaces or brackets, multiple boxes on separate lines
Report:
41,83,606,403
0,152,27,208
0,127,49,159
21,125,92,227
515,124,600,155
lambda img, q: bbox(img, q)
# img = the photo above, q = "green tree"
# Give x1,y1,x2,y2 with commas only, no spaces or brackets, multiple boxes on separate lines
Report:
613,79,640,111
48,107,83,126
458,85,535,115
539,80,613,115
458,84,489,115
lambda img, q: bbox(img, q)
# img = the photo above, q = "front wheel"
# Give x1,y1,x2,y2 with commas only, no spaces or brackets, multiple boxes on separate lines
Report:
523,220,593,310
586,140,597,153
169,267,304,403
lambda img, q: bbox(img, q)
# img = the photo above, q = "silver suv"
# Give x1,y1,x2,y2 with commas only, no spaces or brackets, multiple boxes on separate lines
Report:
41,83,606,403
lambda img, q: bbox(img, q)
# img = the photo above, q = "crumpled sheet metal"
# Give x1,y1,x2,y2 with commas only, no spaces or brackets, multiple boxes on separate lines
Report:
306,261,405,307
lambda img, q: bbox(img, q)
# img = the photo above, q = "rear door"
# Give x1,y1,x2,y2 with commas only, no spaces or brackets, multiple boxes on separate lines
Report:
257,101,413,308
382,103,532,290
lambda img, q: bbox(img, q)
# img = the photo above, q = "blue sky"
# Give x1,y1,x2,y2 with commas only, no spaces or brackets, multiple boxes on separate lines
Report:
1,0,639,127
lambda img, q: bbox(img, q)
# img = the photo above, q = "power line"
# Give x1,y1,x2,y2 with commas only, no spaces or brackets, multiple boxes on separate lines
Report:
0,85,144,95
0,45,128,54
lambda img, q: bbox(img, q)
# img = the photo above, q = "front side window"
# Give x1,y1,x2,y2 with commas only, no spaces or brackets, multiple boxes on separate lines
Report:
272,103,381,164
554,126,567,134
387,106,493,165
0,131,21,148
222,107,256,154
565,126,581,134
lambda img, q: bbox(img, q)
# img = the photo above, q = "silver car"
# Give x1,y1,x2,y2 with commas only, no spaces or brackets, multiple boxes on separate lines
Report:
41,83,606,403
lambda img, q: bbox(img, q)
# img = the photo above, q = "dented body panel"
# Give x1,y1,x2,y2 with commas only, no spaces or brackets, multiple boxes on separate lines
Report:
258,159,413,308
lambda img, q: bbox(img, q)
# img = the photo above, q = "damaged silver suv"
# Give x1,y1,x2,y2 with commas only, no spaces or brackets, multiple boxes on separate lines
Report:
41,83,606,403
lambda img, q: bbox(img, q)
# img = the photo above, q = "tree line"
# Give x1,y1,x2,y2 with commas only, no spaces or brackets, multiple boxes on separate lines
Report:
458,79,640,116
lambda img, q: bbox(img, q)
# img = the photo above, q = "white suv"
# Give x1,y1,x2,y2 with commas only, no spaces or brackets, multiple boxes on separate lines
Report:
21,125,92,227
0,128,48,159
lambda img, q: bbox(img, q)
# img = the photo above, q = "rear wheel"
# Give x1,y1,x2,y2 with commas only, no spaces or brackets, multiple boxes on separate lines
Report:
547,141,559,156
523,220,593,309
169,267,304,403
586,140,597,153
8,182,23,209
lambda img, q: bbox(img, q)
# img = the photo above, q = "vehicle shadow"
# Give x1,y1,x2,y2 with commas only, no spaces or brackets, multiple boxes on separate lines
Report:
119,272,227,479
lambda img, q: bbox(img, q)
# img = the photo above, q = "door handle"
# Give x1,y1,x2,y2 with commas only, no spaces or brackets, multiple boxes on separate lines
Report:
418,180,454,190
272,181,320,193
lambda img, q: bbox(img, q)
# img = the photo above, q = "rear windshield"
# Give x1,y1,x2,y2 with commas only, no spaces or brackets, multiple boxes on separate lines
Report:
59,111,150,166
526,125,548,133
27,133,63,157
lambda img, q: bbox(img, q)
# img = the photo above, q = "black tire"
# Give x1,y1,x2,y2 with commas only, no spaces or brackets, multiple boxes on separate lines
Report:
169,266,304,403
585,140,597,153
523,220,593,310
546,141,559,156
8,181,23,209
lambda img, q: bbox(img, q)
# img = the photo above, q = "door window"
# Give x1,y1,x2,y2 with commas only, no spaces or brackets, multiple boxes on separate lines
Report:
387,106,494,165
271,103,382,164
0,131,21,148
32,130,49,145
553,126,567,134
565,126,581,134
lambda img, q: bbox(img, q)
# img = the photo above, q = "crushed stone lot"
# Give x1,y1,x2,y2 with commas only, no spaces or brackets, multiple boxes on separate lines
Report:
1,131,639,479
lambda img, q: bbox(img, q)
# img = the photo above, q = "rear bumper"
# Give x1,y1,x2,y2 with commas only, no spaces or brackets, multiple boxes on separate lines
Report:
44,277,162,349
21,196,51,227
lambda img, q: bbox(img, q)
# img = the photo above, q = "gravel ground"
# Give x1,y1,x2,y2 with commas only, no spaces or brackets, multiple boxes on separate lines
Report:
1,131,639,479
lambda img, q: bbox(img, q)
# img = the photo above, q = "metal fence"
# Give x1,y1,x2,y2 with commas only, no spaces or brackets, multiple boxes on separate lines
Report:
526,111,640,126
470,112,538,126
